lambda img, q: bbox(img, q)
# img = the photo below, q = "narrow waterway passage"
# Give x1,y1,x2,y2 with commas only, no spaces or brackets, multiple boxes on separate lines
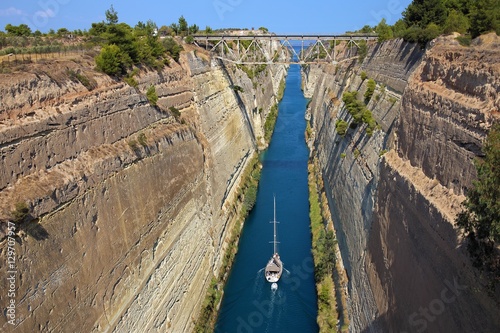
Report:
215,64,319,333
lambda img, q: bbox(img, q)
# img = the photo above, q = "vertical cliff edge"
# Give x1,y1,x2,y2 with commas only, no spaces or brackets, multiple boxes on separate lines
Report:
0,46,287,332
303,34,499,332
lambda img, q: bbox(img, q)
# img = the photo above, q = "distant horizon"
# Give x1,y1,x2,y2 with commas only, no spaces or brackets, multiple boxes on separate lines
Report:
0,0,413,35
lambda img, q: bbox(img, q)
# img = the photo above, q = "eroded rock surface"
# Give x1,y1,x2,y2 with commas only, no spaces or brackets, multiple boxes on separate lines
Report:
304,35,500,332
0,46,286,332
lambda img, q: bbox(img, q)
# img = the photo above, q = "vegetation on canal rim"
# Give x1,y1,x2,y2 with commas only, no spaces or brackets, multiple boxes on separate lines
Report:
308,159,349,332
352,0,500,48
194,153,262,332
277,77,286,102
264,104,279,143
456,122,500,290
263,78,286,144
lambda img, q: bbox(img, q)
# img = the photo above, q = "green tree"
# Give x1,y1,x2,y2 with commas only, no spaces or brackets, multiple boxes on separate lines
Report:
458,123,500,243
335,120,349,136
403,0,448,27
469,0,500,38
376,18,394,42
106,23,138,62
189,24,199,34
105,4,119,25
443,9,470,33
163,37,182,62
170,23,179,35
357,40,367,63
393,19,408,37
146,85,158,106
364,79,376,104
57,27,70,37
5,23,32,36
95,44,126,75
358,25,374,33
457,123,500,278
178,15,188,35
89,22,107,36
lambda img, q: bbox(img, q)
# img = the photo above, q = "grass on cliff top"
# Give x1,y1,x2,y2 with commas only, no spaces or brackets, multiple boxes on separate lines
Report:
193,154,262,333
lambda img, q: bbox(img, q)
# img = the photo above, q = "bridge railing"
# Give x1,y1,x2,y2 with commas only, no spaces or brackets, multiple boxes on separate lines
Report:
192,34,378,65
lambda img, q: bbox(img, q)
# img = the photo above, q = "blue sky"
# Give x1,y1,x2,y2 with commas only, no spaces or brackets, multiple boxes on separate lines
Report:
0,0,412,34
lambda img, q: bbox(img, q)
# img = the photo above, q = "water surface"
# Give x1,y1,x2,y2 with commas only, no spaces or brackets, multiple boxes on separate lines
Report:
215,64,318,333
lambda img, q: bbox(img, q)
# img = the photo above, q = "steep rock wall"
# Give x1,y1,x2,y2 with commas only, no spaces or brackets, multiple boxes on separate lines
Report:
303,39,424,331
0,46,286,332
366,35,500,332
304,35,499,332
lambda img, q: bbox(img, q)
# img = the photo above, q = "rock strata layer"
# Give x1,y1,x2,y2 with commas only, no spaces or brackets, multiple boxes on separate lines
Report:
304,35,500,332
0,46,286,332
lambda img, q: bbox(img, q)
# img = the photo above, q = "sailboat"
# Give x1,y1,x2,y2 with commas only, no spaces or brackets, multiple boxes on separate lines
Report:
265,196,283,289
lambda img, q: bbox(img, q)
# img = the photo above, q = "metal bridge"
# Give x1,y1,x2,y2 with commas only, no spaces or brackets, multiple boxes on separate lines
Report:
192,34,377,65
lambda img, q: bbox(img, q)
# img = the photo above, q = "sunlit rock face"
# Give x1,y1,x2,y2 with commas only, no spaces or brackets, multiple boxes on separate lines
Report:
303,34,500,332
0,44,287,332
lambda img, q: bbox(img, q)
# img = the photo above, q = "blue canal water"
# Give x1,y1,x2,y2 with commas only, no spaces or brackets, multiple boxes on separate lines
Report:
214,64,319,333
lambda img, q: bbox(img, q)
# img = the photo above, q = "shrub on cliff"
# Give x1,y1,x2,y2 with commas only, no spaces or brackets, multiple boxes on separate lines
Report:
364,79,376,104
146,85,158,106
95,44,133,75
335,120,349,136
357,40,367,63
11,202,30,224
162,37,183,62
342,91,378,136
342,91,364,123
457,123,500,284
169,106,181,119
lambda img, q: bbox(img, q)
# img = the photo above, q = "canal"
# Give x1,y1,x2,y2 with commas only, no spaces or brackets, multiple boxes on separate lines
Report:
214,64,319,333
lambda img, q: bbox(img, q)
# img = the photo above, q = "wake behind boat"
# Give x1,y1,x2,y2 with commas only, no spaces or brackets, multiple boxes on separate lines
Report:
265,197,283,286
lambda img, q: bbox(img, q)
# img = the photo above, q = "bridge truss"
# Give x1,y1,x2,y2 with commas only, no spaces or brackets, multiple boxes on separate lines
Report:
192,34,377,65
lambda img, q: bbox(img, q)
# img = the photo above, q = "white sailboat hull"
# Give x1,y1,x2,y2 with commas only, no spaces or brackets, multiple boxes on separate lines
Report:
265,253,283,283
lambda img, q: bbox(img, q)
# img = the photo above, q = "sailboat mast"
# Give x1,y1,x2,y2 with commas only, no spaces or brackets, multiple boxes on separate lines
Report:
273,196,277,254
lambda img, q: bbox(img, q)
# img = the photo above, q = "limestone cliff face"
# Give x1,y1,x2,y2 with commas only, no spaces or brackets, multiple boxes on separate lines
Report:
0,46,286,332
304,35,500,332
